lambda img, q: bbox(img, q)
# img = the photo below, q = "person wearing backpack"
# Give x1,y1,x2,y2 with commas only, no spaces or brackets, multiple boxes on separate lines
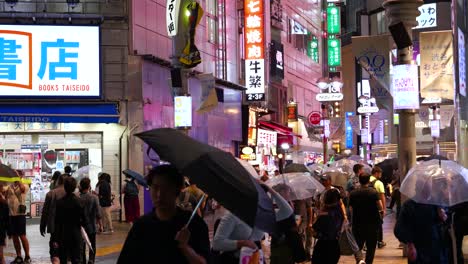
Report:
123,175,140,224
369,166,386,249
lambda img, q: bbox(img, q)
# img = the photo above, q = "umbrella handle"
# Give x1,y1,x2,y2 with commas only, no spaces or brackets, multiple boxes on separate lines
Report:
186,194,206,227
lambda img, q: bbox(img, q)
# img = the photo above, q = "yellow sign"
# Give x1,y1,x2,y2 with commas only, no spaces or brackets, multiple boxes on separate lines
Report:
420,31,454,100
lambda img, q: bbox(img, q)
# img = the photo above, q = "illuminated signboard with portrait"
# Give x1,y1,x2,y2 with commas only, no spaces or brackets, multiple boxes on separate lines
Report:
245,0,265,102
0,25,100,98
392,64,420,110
174,96,192,128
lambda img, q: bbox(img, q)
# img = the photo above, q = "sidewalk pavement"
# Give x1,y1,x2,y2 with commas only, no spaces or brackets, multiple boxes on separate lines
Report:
3,219,130,264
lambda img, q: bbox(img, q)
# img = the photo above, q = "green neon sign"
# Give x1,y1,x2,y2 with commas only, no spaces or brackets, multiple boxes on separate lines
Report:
327,6,340,34
327,37,341,67
307,36,319,63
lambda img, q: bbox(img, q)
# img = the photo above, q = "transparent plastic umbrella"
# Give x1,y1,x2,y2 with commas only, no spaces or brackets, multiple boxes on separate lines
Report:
266,172,325,201
73,165,102,189
236,158,259,179
308,163,325,175
400,160,468,207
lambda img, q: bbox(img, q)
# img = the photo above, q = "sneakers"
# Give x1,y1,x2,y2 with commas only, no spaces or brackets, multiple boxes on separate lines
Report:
10,256,23,264
358,261,366,264
378,241,387,248
23,256,31,264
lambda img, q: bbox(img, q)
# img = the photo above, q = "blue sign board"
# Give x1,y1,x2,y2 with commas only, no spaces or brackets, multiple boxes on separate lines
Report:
345,112,354,149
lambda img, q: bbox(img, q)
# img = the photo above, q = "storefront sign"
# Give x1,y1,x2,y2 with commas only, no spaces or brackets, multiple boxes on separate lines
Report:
270,40,284,79
392,64,420,110
21,144,47,149
287,103,298,122
327,5,340,35
345,112,353,149
327,37,341,67
174,96,192,128
459,28,466,97
308,111,321,125
166,0,182,36
316,93,343,102
414,3,437,29
357,106,379,114
245,0,265,102
290,20,307,35
307,36,319,63
0,25,100,98
257,129,277,155
420,31,454,100
430,120,440,138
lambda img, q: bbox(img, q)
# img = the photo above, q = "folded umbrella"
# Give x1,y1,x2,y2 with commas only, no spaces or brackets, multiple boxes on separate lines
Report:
122,169,149,188
136,128,276,232
266,172,324,201
400,160,468,207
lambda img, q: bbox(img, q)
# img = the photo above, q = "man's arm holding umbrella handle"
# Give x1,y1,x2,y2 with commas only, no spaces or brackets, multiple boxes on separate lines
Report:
176,226,207,264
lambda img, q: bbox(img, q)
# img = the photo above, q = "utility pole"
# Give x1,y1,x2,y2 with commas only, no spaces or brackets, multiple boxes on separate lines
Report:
383,0,423,185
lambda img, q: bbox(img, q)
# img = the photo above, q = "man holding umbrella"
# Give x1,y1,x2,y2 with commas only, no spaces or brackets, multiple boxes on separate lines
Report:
118,165,210,264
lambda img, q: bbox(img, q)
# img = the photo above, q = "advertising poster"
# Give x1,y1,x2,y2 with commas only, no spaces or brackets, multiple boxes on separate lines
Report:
420,31,454,100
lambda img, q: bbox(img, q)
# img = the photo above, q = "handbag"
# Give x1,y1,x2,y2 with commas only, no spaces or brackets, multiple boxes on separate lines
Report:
239,247,264,264
14,186,27,215
110,193,121,212
339,226,359,256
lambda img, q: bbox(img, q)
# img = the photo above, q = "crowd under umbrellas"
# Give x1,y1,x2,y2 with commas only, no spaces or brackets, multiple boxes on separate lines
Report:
118,127,468,264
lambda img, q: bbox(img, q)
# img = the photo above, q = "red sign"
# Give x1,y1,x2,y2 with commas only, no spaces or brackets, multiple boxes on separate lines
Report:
308,112,322,125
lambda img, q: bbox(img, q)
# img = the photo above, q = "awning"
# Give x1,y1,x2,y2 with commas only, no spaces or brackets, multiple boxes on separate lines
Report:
0,103,120,123
258,121,302,138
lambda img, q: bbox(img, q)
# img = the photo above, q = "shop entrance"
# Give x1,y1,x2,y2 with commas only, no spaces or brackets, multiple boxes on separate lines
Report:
0,133,103,217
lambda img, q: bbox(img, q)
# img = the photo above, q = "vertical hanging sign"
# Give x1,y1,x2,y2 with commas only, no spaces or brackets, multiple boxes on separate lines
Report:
327,37,341,67
166,0,182,37
327,5,341,34
245,0,265,102
307,36,319,63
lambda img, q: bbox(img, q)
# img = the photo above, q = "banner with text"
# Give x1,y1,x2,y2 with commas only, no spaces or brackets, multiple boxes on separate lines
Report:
420,31,454,100
352,35,391,92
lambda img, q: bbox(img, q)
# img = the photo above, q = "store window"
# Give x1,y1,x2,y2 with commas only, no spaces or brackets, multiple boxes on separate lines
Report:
371,10,388,35
205,0,227,79
0,133,102,217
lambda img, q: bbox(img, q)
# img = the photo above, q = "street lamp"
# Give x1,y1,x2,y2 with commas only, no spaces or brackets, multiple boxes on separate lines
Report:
357,95,379,162
316,78,343,164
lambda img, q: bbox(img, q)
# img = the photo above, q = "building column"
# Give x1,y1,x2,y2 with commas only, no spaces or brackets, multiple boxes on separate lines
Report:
383,0,423,184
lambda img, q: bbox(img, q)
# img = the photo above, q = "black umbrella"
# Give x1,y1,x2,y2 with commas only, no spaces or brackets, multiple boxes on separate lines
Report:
284,163,310,173
136,128,276,232
123,169,149,188
376,158,398,184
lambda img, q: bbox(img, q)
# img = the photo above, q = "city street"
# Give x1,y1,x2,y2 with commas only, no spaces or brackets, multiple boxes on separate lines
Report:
7,213,467,263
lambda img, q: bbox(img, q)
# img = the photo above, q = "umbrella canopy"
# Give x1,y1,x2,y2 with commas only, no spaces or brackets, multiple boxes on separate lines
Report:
284,163,310,173
73,165,102,189
0,164,31,184
123,169,149,188
400,160,468,207
236,158,260,179
136,128,276,232
376,158,398,184
308,163,325,176
266,172,324,201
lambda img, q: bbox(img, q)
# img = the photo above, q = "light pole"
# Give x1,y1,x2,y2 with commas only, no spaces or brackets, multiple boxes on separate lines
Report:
317,78,344,164
383,0,423,187
429,105,441,155
358,95,378,162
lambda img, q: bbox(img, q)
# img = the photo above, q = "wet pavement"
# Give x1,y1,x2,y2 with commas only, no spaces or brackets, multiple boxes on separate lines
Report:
6,213,468,263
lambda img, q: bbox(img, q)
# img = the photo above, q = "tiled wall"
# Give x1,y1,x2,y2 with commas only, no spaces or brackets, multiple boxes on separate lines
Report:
281,0,323,117
131,0,239,83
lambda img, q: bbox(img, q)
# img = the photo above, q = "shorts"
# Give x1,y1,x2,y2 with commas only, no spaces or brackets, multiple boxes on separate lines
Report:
8,215,26,236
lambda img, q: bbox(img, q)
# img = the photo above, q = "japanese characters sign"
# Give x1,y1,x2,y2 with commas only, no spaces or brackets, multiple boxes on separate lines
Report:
287,103,297,122
459,28,466,97
290,20,307,35
327,37,341,67
174,96,192,128
392,64,420,110
0,25,100,98
420,31,454,100
327,5,340,35
166,0,182,36
414,3,437,29
345,112,353,149
257,129,277,154
245,0,265,101
270,0,283,29
307,36,319,63
352,35,391,92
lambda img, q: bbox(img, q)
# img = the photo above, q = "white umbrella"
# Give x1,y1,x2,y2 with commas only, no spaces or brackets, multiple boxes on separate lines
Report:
266,172,325,201
400,159,468,207
236,158,259,179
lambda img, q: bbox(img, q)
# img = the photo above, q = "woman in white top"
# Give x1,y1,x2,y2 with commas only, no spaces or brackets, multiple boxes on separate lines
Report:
212,184,293,263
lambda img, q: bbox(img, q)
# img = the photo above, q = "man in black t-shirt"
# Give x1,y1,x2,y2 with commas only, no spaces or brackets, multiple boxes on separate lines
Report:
349,173,383,264
118,165,210,264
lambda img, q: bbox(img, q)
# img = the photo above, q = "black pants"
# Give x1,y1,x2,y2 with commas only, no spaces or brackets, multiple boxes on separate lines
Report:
353,227,378,264
81,232,96,264
389,189,401,218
